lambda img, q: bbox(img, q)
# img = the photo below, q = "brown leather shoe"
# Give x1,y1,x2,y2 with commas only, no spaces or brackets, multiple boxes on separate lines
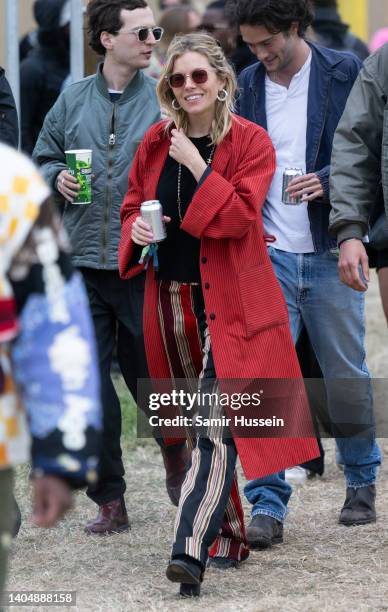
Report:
84,497,130,535
161,443,191,506
246,515,284,549
339,485,376,526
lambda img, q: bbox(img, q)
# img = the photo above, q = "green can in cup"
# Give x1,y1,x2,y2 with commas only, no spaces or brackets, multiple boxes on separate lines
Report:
65,149,92,204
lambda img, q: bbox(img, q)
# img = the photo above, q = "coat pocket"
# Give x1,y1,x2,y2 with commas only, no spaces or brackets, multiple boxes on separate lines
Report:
238,262,289,338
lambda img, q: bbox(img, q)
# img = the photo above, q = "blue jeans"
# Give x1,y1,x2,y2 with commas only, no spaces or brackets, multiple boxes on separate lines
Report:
245,248,381,522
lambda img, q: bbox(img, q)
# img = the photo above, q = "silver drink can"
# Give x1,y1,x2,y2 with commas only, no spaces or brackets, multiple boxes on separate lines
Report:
140,200,166,242
282,168,304,205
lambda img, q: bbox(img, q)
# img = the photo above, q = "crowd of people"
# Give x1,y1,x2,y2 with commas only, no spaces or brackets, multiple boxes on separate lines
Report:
0,0,387,600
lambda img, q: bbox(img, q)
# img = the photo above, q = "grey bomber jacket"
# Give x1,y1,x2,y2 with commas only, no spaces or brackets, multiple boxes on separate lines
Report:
329,44,388,244
33,65,160,269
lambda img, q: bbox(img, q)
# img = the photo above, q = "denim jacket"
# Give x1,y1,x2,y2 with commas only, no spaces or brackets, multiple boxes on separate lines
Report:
237,42,361,253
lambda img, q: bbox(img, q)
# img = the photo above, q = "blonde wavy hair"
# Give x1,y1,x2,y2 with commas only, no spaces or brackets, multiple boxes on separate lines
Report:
156,33,237,145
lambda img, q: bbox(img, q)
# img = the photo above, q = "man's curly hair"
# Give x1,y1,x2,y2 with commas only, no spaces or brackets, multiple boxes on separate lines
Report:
225,0,314,37
87,0,148,55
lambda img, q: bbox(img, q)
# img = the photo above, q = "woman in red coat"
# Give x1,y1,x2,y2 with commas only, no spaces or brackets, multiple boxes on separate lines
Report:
119,33,318,597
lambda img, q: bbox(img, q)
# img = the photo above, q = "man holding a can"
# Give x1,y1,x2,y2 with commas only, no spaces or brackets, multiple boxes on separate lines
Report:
33,0,190,534
226,0,381,547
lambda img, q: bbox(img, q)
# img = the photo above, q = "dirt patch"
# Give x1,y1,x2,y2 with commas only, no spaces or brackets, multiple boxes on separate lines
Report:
7,272,388,612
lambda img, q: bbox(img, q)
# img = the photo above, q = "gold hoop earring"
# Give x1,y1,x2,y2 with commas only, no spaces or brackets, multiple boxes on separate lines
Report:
217,89,228,102
172,99,181,110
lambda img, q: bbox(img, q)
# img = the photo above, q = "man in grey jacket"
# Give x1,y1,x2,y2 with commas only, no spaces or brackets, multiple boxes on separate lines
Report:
330,44,388,291
34,0,190,534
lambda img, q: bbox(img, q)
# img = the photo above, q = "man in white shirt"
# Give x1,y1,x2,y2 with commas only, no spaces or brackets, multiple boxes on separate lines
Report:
227,0,381,548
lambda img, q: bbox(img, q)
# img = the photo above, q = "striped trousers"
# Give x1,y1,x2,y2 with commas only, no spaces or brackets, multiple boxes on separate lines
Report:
158,281,249,567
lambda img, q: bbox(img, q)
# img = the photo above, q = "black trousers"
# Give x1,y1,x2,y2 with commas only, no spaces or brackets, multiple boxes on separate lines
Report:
80,268,149,505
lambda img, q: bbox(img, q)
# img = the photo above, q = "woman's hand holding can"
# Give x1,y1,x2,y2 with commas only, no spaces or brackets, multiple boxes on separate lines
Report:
132,215,171,245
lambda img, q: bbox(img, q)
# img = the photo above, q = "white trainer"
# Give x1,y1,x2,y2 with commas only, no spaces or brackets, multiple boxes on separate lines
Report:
285,466,308,485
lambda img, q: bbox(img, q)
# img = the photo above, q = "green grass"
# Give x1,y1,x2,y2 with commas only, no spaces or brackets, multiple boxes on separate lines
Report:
113,375,153,448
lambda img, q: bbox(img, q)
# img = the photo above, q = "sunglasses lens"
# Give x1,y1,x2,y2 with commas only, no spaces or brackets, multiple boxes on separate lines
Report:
169,73,185,88
192,69,208,84
153,27,163,41
168,69,208,88
138,28,149,41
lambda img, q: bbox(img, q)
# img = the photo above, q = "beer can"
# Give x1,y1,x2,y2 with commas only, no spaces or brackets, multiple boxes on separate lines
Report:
282,168,304,205
140,200,166,242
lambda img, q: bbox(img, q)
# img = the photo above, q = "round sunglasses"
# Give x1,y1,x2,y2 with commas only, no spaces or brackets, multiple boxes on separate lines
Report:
166,68,212,89
119,26,164,42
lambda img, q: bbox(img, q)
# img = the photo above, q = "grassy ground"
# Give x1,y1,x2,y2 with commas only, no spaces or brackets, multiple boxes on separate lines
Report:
7,271,388,611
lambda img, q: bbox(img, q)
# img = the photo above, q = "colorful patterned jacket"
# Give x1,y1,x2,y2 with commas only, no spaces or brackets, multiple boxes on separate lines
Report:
0,143,101,486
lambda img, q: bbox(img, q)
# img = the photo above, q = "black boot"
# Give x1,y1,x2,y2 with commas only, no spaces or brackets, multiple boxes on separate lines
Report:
339,485,376,526
161,443,191,507
166,556,203,597
179,583,201,597
246,515,283,549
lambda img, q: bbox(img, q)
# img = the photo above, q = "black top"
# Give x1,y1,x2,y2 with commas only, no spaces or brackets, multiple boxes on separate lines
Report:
20,45,69,154
19,0,70,154
156,135,214,282
109,92,122,103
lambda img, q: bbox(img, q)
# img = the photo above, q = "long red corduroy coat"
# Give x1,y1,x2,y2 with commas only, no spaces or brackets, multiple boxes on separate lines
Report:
119,116,319,479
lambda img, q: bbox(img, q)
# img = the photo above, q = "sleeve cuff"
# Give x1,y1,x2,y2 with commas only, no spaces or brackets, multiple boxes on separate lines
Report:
337,223,365,245
195,167,212,192
315,168,330,202
53,166,67,191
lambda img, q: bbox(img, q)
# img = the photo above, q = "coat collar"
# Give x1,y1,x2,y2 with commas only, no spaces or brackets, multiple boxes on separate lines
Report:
245,42,350,117
246,41,349,90
244,42,351,170
95,63,145,103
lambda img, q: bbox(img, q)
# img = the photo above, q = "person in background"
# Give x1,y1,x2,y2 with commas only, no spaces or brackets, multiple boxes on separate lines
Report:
200,0,237,58
144,6,201,79
330,44,388,299
310,0,369,60
19,29,39,63
0,68,19,149
364,189,388,327
159,0,191,10
290,0,371,483
364,28,388,327
228,0,381,548
20,0,71,155
201,0,256,75
33,0,189,535
0,142,101,594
